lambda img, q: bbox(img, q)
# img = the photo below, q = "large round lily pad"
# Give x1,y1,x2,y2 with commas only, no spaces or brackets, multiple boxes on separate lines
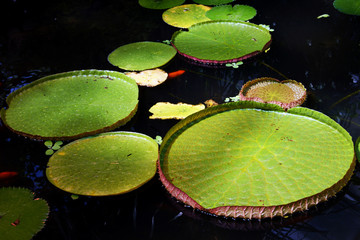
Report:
46,131,159,196
108,41,177,71
171,20,272,64
0,187,49,240
0,70,138,140
162,4,211,28
159,101,355,219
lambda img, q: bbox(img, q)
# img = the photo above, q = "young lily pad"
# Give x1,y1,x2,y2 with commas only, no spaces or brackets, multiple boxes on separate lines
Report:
46,131,159,196
192,0,234,5
239,77,307,110
162,4,211,28
205,4,257,21
108,41,177,71
159,101,355,219
139,0,185,9
0,70,138,140
171,20,272,64
149,102,205,119
0,187,49,240
333,0,360,16
125,68,168,87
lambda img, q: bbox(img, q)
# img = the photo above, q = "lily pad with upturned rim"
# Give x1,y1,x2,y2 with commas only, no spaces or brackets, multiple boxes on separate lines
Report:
239,77,307,109
162,4,211,29
0,70,139,140
159,101,355,219
171,20,272,64
108,41,177,71
138,0,185,9
0,187,49,240
46,131,159,196
205,4,257,21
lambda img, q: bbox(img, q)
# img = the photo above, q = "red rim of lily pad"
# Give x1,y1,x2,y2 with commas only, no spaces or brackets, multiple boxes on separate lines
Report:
239,77,307,110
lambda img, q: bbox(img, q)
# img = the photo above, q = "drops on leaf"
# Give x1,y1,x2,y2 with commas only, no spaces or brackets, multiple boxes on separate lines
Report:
171,21,272,64
162,4,211,28
205,4,257,21
138,0,185,9
108,41,177,71
125,68,168,87
0,187,49,240
159,101,355,219
1,70,139,140
239,77,307,110
149,102,205,119
46,132,159,196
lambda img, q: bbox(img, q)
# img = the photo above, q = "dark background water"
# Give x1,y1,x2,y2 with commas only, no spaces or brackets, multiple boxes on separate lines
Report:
1,0,360,239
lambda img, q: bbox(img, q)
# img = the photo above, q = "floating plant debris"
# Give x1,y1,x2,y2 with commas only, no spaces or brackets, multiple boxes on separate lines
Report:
108,41,177,71
125,68,168,87
162,4,211,28
0,187,49,240
138,0,185,9
149,102,205,119
239,77,307,110
333,0,360,16
205,4,257,21
159,101,355,219
46,132,159,196
192,0,235,5
0,70,139,140
171,21,272,64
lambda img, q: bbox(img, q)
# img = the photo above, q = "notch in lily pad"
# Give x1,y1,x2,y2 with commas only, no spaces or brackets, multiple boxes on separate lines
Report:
239,77,307,110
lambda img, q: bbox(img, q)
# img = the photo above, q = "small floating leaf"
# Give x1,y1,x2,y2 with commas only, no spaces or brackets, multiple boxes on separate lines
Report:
1,70,139,140
317,14,330,19
239,77,307,109
333,0,360,16
46,132,159,196
162,4,211,28
0,187,49,240
138,0,185,9
159,101,355,219
45,149,54,156
171,21,272,64
108,41,177,71
206,4,257,21
125,68,168,87
192,0,234,5
44,141,53,148
149,102,205,119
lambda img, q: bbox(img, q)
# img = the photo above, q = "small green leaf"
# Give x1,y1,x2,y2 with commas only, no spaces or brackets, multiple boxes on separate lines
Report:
44,140,53,148
71,194,79,200
52,141,63,150
317,14,330,19
155,135,163,145
45,149,54,156
162,40,171,45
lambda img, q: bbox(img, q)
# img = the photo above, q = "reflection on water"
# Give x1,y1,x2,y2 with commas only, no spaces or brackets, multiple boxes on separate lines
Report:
1,0,360,239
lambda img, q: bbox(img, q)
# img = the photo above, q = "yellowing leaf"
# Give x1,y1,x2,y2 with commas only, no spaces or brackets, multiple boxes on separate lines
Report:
125,68,168,87
149,102,205,119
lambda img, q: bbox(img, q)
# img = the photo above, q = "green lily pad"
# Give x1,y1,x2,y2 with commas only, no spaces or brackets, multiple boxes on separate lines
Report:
46,131,159,196
162,4,211,28
159,101,355,219
192,0,234,5
239,77,307,110
108,41,177,71
0,70,138,140
0,187,49,240
139,0,185,9
333,0,360,16
171,20,272,64
205,4,257,21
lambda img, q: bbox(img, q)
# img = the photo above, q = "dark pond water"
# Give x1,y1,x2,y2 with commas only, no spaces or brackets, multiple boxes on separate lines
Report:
1,0,360,239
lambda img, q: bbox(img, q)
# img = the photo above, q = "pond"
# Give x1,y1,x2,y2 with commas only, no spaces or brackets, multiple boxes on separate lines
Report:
1,0,360,239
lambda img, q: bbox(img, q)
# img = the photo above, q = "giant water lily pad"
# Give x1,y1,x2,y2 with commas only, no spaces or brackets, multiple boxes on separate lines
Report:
205,4,257,21
333,0,360,16
0,70,138,140
239,77,307,109
171,21,272,64
159,101,355,219
46,131,159,196
108,41,177,71
162,4,211,28
139,0,185,9
0,187,49,240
